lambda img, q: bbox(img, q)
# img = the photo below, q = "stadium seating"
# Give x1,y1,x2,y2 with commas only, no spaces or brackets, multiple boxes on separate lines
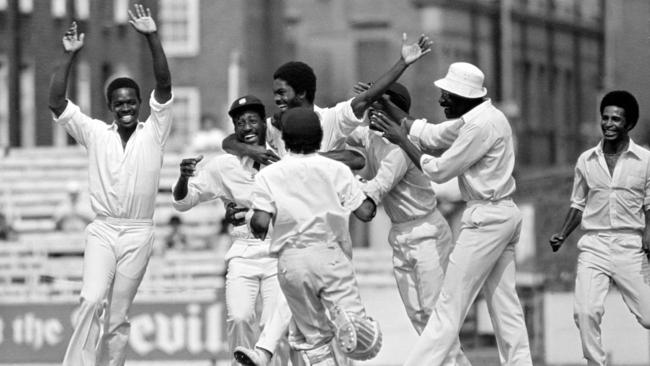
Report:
0,147,395,304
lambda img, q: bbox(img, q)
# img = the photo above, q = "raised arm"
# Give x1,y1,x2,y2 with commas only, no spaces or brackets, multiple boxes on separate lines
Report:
350,33,432,118
49,22,85,117
173,155,203,202
128,4,171,103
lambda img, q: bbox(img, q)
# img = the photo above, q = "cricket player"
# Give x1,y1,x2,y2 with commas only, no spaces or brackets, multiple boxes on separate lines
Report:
172,95,289,366
371,62,533,365
343,82,470,365
222,33,433,167
249,107,382,366
549,90,650,366
48,5,173,366
231,33,433,366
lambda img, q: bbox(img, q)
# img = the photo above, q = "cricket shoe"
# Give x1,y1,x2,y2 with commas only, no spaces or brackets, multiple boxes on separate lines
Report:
234,346,270,366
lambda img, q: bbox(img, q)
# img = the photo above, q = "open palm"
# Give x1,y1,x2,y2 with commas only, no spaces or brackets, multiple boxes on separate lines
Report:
128,4,157,34
62,22,84,53
401,33,433,65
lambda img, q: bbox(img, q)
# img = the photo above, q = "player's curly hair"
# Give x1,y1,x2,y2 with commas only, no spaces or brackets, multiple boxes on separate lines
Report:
600,90,639,130
273,61,317,104
106,77,141,104
280,108,322,154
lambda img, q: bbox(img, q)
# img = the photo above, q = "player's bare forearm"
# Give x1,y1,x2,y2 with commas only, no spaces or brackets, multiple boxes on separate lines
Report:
223,134,248,157
398,139,424,171
172,176,189,202
49,52,78,117
558,208,582,239
145,32,172,103
351,58,408,118
549,207,582,252
350,33,432,118
320,150,365,170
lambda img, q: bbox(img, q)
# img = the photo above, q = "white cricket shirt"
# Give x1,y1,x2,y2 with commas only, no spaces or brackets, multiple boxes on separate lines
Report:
172,152,272,259
570,139,650,232
251,153,366,254
347,127,438,224
265,99,363,156
412,99,517,202
53,91,173,220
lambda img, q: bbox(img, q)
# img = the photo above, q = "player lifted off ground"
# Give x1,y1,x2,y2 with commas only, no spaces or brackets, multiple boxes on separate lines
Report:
344,81,470,365
172,96,289,366
549,90,650,366
249,108,381,366
48,5,173,366
372,62,533,365
232,32,433,366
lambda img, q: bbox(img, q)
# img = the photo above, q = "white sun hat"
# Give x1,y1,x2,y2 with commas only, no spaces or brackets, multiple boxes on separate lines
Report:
434,62,487,99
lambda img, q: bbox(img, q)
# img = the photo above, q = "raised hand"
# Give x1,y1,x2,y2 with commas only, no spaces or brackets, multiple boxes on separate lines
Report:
401,33,433,66
128,4,157,34
62,22,85,53
179,155,204,178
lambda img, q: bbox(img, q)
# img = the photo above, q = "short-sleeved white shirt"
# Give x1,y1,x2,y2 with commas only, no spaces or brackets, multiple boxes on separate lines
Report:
347,127,438,224
265,99,363,156
251,153,366,254
570,139,650,232
53,91,173,220
172,151,273,260
414,99,517,201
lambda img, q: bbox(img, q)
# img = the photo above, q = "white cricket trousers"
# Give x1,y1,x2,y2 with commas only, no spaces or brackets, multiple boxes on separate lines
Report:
573,231,650,366
389,209,470,366
225,252,286,366
277,242,367,352
404,199,532,366
62,216,154,366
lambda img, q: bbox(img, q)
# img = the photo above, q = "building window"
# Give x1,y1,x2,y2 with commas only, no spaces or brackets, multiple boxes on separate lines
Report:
0,0,6,11
168,87,201,151
19,0,32,13
160,0,200,57
20,64,35,147
76,61,91,114
75,0,89,20
356,39,390,84
51,0,66,18
114,0,129,24
0,56,8,150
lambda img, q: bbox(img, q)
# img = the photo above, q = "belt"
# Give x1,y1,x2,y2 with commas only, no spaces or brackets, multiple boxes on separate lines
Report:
95,215,153,225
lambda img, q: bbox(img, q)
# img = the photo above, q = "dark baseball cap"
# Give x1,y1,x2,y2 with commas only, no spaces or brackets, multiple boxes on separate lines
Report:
228,95,266,119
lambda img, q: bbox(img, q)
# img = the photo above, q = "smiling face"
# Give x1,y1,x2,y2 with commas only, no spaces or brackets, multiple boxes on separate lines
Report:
273,78,307,111
601,105,629,143
438,90,467,119
109,88,141,130
234,110,266,146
